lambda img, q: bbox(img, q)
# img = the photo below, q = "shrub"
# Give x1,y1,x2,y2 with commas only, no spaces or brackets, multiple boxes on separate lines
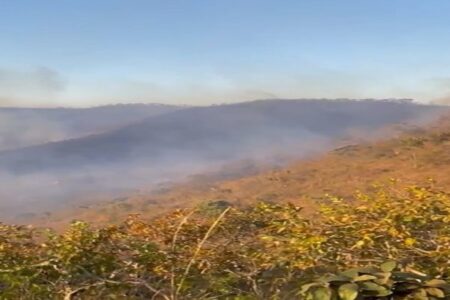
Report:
0,183,448,299
301,261,450,299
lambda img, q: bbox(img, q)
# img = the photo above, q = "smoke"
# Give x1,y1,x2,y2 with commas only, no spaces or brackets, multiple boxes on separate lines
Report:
0,112,67,151
2,65,449,107
0,99,446,223
0,67,66,106
0,129,329,221
421,77,450,105
432,96,450,105
0,104,181,151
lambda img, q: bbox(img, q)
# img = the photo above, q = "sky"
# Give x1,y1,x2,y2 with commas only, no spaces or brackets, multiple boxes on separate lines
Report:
1,0,450,107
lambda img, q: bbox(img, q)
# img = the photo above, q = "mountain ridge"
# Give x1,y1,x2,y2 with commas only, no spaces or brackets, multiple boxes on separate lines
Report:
0,103,183,151
0,99,445,173
0,99,447,221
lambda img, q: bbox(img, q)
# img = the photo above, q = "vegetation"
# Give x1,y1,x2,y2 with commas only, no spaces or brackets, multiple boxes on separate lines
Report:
36,115,450,230
1,182,449,299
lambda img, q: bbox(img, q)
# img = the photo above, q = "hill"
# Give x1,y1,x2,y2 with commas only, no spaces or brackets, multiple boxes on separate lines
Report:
0,103,181,151
1,120,449,298
0,99,445,174
33,112,450,229
1,105,449,299
0,99,447,220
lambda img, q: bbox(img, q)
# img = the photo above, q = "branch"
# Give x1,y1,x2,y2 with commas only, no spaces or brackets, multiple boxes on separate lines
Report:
175,207,231,298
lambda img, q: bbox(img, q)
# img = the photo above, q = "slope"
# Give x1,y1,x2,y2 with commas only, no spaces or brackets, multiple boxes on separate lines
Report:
0,103,182,151
0,99,444,174
34,112,450,229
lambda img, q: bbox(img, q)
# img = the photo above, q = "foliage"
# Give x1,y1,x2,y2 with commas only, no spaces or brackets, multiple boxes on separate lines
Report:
301,261,450,299
0,183,449,299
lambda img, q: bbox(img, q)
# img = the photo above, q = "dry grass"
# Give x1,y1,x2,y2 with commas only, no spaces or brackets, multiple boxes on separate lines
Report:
32,115,450,230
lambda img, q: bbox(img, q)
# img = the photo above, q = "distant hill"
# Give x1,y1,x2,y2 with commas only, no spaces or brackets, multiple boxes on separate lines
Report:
1,99,447,224
0,103,182,151
0,99,445,174
37,112,450,229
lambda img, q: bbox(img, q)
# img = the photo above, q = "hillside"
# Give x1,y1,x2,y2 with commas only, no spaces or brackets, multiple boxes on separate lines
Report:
2,110,450,299
0,99,444,174
0,103,181,151
33,113,450,229
1,118,449,298
0,99,447,220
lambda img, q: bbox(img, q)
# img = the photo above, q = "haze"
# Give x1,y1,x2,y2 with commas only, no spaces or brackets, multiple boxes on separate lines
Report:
1,1,450,221
1,2,450,298
0,99,447,221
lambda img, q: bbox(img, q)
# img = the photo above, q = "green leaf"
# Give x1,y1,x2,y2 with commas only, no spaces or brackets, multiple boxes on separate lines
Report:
353,275,377,282
338,283,358,300
339,269,359,279
360,282,384,291
300,282,322,294
395,283,422,291
410,288,429,300
355,266,378,274
373,272,392,285
322,275,352,283
360,281,391,296
307,286,332,300
374,289,393,297
380,260,397,272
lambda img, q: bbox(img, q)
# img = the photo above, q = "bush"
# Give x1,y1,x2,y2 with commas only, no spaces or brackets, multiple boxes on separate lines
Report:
301,261,450,299
0,183,449,299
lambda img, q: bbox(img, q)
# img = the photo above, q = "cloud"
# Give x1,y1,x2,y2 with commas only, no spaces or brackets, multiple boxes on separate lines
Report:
0,67,66,106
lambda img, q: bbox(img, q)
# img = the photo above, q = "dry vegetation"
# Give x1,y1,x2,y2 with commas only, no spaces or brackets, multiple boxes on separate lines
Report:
1,115,449,299
0,183,449,299
36,116,450,230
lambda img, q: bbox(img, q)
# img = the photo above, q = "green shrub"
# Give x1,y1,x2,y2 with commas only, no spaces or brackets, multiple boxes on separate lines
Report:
0,183,449,299
301,261,450,299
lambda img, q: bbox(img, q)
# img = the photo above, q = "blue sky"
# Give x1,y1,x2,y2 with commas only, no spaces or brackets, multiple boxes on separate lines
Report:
1,0,450,106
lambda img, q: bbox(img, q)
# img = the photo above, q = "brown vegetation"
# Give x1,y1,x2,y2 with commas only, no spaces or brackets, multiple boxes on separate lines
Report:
34,115,450,230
